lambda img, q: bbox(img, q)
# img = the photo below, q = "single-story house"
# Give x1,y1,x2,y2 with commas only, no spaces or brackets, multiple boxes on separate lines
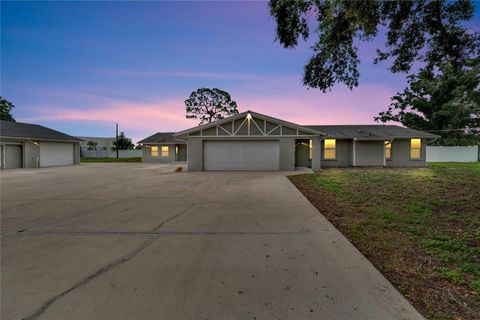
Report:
139,110,439,171
138,132,187,163
0,120,82,169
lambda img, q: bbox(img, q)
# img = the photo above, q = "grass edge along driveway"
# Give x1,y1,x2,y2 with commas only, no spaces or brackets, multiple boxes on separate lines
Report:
288,163,479,320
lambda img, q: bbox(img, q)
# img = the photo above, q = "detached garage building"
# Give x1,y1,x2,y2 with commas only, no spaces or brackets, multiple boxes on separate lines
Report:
140,110,439,171
0,120,81,169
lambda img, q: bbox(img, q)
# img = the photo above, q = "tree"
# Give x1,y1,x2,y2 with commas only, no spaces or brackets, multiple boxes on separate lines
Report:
112,132,135,150
375,59,480,145
1,97,16,122
87,141,98,150
269,0,479,92
185,88,239,125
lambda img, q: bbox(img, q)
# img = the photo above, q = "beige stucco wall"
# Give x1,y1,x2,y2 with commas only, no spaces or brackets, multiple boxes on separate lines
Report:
386,138,427,167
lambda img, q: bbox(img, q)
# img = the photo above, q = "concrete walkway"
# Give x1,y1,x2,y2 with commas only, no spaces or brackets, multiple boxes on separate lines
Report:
1,164,424,320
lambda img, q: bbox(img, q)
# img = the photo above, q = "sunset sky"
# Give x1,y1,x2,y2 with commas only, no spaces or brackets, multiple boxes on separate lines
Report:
2,1,479,142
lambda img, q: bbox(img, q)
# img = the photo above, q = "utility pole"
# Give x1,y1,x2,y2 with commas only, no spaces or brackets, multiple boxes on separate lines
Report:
116,123,119,159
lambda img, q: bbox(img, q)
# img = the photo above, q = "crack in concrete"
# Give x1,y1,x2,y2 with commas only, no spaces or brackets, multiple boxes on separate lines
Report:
22,205,196,320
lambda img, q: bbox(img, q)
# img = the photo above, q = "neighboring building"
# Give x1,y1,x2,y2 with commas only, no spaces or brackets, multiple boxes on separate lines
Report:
77,136,115,150
0,120,82,169
138,132,187,163
139,110,439,171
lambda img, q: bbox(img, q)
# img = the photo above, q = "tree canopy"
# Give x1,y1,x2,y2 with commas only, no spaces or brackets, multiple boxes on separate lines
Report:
185,88,239,125
112,132,135,150
269,0,479,92
1,97,16,122
375,59,480,145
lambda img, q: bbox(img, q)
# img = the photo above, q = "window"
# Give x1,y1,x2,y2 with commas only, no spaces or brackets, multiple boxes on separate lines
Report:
151,146,158,157
324,139,336,160
410,139,421,159
309,139,313,160
385,141,392,160
161,146,169,157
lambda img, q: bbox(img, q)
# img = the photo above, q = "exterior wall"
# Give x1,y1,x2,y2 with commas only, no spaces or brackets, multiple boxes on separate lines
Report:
186,137,302,171
1,138,79,168
24,141,40,168
74,142,80,164
320,139,352,167
176,144,187,161
311,138,322,171
279,138,295,171
386,139,426,167
354,141,385,166
142,144,177,163
187,138,203,171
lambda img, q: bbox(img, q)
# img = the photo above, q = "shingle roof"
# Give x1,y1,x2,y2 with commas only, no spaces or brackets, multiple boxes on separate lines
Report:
0,120,83,142
304,125,439,139
138,132,186,144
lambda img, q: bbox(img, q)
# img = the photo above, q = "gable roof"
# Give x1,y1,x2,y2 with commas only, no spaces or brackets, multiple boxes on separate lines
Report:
174,110,325,137
305,125,439,140
138,132,185,144
0,120,83,142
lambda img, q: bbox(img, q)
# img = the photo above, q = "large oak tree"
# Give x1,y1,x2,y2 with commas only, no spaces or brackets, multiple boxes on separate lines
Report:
185,88,239,125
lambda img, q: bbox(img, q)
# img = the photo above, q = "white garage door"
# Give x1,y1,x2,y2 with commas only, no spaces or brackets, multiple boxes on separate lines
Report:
40,142,74,167
204,140,279,171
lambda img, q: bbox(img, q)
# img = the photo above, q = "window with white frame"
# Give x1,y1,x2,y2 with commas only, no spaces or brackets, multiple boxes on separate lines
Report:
151,146,158,157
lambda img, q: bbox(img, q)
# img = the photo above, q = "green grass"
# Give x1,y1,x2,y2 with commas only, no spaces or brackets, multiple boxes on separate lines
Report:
81,157,142,163
289,162,480,320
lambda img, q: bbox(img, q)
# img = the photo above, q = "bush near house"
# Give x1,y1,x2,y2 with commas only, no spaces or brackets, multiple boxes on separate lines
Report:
289,163,479,320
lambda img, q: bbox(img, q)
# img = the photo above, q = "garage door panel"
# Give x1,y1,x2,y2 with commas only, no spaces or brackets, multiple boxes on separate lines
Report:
5,145,22,169
204,141,279,171
40,142,74,167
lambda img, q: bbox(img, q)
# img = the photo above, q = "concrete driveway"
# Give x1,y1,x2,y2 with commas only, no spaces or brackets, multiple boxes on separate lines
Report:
1,164,423,320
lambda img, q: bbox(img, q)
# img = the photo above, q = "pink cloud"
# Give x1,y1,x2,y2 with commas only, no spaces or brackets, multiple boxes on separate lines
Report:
20,98,196,142
238,84,395,125
19,83,396,143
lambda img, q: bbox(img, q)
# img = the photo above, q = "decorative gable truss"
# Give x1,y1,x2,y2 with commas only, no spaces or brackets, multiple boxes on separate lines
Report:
185,112,321,138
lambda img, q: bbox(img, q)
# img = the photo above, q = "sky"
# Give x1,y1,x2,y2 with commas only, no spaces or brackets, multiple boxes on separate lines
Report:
2,1,480,143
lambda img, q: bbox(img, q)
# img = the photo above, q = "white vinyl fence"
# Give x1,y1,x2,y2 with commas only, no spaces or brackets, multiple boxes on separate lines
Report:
426,146,479,162
81,149,142,159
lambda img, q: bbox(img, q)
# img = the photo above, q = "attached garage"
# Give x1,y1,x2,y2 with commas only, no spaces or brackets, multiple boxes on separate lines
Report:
40,142,74,167
174,111,324,172
204,140,279,171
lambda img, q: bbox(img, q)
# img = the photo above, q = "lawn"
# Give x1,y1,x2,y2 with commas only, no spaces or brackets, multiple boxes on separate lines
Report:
289,163,479,320
80,157,142,163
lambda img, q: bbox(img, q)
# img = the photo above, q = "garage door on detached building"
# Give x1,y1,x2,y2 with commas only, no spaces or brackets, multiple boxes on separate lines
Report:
1,120,81,169
40,142,74,167
204,140,279,171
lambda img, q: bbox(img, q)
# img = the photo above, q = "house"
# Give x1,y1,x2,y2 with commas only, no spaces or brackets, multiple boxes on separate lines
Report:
138,132,187,163
0,120,82,169
139,111,439,171
77,136,115,151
